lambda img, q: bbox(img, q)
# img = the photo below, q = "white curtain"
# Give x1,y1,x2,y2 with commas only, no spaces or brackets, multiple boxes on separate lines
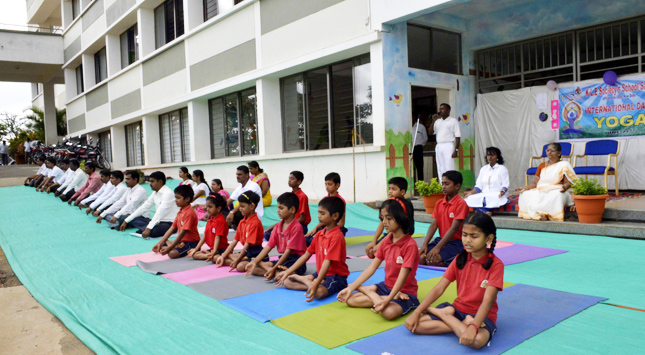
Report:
474,87,645,191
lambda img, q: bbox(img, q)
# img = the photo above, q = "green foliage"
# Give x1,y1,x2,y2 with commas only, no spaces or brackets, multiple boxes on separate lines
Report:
571,177,608,195
415,178,442,196
24,106,67,140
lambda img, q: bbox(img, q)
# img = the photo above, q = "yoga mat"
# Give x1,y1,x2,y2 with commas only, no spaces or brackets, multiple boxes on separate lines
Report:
220,268,445,323
271,277,514,349
346,257,383,272
345,227,377,238
419,244,568,272
136,257,213,275
162,264,242,284
346,284,606,355
110,252,170,267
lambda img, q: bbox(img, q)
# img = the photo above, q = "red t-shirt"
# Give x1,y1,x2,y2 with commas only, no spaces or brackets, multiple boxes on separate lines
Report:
306,226,349,277
431,195,469,240
328,193,346,205
173,206,200,242
234,213,264,246
294,188,311,225
443,253,505,324
375,233,420,297
204,214,230,250
268,219,306,256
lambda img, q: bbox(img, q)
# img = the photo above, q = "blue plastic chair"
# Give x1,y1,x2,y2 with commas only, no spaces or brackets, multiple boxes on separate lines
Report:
573,140,620,194
525,142,573,186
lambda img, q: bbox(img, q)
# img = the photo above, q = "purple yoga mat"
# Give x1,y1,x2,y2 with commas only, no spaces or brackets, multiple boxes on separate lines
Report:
419,244,568,271
162,264,243,285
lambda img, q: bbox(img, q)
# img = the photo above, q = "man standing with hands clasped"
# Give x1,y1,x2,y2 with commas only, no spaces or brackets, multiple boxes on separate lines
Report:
430,103,460,179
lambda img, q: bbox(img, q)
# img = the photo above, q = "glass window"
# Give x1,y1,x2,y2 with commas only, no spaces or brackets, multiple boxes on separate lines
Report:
281,55,373,152
407,24,462,75
208,87,258,158
120,25,138,69
72,0,80,20
281,75,305,151
98,131,112,164
204,0,218,21
94,47,107,84
125,122,144,166
75,65,84,95
159,108,190,163
155,0,184,49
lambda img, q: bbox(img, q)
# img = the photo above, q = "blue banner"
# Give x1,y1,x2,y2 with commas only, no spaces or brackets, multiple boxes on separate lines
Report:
559,78,645,139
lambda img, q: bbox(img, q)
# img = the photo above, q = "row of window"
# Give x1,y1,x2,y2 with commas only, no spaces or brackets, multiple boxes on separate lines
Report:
73,0,245,96
116,54,374,166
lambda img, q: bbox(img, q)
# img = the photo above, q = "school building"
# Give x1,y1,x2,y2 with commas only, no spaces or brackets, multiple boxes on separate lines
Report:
16,0,645,201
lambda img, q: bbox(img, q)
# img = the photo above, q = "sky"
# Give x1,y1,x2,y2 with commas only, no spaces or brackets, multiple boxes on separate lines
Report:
0,1,33,117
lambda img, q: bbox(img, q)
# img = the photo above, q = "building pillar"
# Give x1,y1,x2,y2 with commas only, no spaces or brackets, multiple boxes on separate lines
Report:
138,7,156,58
111,125,127,169
105,34,121,76
142,115,161,166
187,99,210,162
43,79,59,145
256,78,282,155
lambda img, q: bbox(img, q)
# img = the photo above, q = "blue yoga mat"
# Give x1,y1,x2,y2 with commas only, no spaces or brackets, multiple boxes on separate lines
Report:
345,227,377,238
221,268,445,323
346,284,607,355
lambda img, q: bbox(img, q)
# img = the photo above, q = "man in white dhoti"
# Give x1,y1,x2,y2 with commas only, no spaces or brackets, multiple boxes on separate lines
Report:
430,103,460,179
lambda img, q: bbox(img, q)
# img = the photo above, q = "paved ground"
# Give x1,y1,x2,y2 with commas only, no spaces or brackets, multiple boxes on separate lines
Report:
0,165,93,354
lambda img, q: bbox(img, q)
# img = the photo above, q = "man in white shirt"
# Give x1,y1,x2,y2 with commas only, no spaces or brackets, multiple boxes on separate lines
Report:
36,157,64,192
98,170,147,229
47,159,71,194
54,159,75,196
430,103,461,179
60,159,88,202
24,155,47,187
412,115,429,182
79,169,113,209
23,138,32,164
226,165,264,228
0,140,8,165
86,170,125,215
121,171,179,239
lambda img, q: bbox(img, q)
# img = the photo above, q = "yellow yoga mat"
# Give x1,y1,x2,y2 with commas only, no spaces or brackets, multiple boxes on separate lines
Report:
271,277,514,349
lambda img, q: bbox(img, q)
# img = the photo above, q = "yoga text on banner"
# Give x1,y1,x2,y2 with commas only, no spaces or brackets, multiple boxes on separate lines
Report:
559,78,645,139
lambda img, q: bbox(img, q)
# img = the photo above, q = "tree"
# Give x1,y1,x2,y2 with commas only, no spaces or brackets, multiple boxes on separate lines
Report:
23,106,67,141
0,112,28,141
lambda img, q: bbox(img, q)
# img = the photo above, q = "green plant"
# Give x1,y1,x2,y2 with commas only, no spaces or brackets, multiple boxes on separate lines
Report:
415,178,442,196
571,178,608,195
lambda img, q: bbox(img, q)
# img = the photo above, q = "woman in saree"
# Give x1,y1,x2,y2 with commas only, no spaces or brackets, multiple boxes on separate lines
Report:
516,143,578,221
248,161,272,207
464,147,509,216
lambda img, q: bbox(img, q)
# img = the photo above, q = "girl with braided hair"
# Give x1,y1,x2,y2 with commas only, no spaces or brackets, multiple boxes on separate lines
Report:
405,212,504,349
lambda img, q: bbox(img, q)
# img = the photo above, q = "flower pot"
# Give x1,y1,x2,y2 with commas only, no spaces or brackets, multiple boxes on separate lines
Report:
422,193,444,214
573,194,608,223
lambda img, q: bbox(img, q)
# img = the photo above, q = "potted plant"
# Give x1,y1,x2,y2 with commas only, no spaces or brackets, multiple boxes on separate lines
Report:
571,177,609,223
415,178,443,214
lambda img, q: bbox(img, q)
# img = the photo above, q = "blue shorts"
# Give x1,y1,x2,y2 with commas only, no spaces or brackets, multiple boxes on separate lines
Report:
375,232,388,245
246,244,269,262
428,302,497,342
312,272,348,296
374,281,420,315
164,241,199,257
272,253,306,275
427,238,464,265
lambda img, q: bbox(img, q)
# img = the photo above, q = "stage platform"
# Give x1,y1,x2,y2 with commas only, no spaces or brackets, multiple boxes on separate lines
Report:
395,192,645,240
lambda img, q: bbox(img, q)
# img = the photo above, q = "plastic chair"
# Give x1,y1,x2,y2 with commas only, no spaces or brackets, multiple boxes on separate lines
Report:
573,140,619,194
525,142,573,186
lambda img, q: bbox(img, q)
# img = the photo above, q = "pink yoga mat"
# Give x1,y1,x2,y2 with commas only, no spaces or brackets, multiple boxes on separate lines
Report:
162,264,243,285
110,252,170,267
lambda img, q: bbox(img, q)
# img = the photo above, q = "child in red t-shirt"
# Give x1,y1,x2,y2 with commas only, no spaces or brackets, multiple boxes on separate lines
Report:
262,170,312,242
405,212,504,349
188,194,230,261
245,192,307,280
338,198,420,319
152,185,201,259
276,196,349,301
305,172,347,239
419,170,470,266
216,191,265,272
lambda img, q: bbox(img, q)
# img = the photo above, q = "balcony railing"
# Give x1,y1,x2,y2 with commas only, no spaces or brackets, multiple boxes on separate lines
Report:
0,23,62,34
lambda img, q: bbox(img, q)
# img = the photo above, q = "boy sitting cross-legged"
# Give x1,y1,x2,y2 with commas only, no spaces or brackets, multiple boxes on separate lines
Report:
275,196,349,301
188,194,230,261
245,192,307,280
152,185,200,259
